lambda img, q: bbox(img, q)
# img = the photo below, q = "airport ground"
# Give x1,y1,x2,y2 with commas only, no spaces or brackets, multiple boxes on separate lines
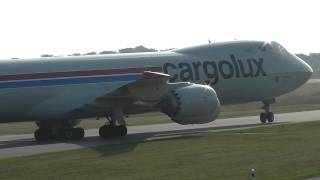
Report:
1,120,320,180
1,80,320,179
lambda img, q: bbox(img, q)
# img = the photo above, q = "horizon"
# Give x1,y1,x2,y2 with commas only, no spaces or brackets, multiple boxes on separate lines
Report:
4,42,320,60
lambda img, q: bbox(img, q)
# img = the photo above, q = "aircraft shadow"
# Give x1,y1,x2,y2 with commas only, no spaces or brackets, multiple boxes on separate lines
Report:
90,122,283,156
0,122,285,157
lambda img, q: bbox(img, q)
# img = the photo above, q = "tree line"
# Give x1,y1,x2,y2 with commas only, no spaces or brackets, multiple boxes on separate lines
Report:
40,45,159,57
296,53,320,78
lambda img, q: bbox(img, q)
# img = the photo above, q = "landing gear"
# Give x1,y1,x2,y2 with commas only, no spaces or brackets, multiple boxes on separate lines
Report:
34,121,85,142
260,99,275,123
34,128,51,142
260,112,274,123
62,128,85,140
99,108,128,138
99,125,127,138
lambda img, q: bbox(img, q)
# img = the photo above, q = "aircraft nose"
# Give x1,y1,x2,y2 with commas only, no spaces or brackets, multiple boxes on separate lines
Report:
297,56,313,75
304,62,313,77
294,55,313,81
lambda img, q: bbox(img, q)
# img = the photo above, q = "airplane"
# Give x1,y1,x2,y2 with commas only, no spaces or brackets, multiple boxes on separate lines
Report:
0,40,313,141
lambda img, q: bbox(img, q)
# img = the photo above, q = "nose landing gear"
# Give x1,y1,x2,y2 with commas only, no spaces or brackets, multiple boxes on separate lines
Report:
260,99,275,123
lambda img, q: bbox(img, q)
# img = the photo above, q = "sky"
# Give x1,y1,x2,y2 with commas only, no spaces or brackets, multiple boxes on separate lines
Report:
0,0,319,59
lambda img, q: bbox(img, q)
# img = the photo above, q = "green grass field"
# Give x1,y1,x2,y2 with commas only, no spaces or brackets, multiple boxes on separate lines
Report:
1,121,320,179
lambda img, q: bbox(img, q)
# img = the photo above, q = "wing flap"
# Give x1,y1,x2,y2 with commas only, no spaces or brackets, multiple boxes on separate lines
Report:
71,71,172,116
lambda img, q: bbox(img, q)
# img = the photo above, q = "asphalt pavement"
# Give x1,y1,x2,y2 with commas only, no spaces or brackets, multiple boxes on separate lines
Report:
0,110,320,158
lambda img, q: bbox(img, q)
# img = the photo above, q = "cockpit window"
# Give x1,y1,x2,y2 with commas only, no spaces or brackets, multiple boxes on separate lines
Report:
271,41,289,54
259,42,272,52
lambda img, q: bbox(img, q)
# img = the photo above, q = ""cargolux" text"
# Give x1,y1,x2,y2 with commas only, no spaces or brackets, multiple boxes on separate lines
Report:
163,54,267,85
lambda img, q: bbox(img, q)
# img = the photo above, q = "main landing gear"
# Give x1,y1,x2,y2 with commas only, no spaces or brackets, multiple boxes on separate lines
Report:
99,108,127,138
34,121,84,142
260,99,275,123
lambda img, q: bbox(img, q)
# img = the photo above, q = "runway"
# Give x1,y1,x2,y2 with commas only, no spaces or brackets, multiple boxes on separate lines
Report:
0,110,320,158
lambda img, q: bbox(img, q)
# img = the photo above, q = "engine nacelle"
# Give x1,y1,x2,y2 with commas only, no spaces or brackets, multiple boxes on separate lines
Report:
159,84,221,125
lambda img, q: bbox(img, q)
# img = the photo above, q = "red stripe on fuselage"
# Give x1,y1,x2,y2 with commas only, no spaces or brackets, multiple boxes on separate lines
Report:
0,67,163,81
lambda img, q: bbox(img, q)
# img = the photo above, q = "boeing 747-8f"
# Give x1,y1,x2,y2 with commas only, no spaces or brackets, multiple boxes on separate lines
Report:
0,41,312,141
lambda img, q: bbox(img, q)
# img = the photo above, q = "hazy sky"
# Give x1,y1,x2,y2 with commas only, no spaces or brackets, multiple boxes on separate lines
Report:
0,0,319,59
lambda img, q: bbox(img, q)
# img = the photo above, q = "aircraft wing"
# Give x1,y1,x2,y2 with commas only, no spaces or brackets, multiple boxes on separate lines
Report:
71,71,175,118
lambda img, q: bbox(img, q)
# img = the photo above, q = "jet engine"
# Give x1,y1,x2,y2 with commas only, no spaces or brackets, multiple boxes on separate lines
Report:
159,84,221,125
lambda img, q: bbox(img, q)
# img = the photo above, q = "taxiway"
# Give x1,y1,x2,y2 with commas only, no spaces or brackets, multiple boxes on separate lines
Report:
0,110,320,158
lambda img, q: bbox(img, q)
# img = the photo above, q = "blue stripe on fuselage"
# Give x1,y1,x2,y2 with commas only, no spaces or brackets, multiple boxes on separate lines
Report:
0,74,141,89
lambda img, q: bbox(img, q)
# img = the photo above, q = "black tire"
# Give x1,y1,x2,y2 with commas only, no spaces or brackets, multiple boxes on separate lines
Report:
99,125,117,138
118,126,127,137
99,125,109,138
64,129,74,139
260,113,267,123
267,112,274,123
72,128,85,140
34,129,51,142
99,125,127,138
56,128,85,140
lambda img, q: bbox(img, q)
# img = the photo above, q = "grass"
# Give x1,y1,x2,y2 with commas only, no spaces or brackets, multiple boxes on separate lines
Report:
1,121,320,179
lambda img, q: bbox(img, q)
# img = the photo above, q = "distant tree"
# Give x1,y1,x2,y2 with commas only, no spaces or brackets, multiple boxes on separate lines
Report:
41,54,54,57
160,48,175,52
119,45,157,53
99,50,117,54
85,52,97,55
69,53,82,56
296,53,320,78
296,53,309,60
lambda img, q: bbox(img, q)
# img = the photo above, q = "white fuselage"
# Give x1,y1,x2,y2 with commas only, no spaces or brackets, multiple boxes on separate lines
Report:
0,41,312,122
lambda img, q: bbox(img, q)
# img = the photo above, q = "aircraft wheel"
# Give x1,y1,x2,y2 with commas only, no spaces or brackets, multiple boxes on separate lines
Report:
99,125,109,138
63,129,74,139
62,128,85,140
34,128,51,142
99,125,127,138
267,112,274,123
99,125,119,138
118,125,127,137
260,113,267,123
73,128,85,140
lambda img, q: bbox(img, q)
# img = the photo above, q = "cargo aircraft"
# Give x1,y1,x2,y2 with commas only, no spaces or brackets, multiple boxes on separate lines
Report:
0,41,312,141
